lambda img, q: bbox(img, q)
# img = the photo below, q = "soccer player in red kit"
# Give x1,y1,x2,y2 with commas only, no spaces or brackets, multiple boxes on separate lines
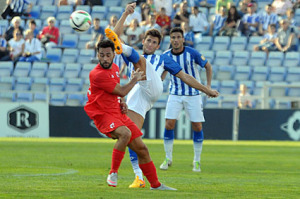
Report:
84,39,176,190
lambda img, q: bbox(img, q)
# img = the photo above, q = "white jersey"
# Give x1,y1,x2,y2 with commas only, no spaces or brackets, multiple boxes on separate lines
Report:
164,46,207,96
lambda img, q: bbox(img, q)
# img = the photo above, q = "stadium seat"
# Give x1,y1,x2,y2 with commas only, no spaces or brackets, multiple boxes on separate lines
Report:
231,51,249,66
59,33,79,48
214,51,232,65
272,99,291,109
59,20,74,34
0,19,9,31
56,5,73,21
253,81,267,96
211,80,220,91
81,78,90,92
91,6,108,21
46,48,62,62
50,93,67,106
40,5,57,20
80,63,94,79
249,51,267,66
295,8,300,23
46,63,65,78
269,82,288,97
0,76,14,90
204,97,220,108
221,96,237,108
75,5,91,13
65,78,83,92
29,5,41,19
63,63,81,78
229,36,247,51
31,77,48,92
13,62,31,77
285,67,300,82
283,52,300,67
287,82,300,97
103,0,121,7
247,36,263,51
61,49,79,63
160,36,171,51
34,92,47,102
78,34,93,49
106,6,124,21
38,0,54,6
49,78,66,92
202,50,215,63
0,61,13,77
0,92,16,102
14,77,32,91
77,49,95,64
266,52,284,67
212,36,230,51
215,65,234,80
30,62,48,78
238,80,254,94
195,36,213,51
219,80,238,94
268,67,286,82
66,93,84,106
234,66,251,81
251,66,269,81
16,92,33,102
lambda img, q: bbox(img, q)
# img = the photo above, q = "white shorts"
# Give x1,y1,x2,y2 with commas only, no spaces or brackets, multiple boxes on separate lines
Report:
127,60,163,118
165,95,205,122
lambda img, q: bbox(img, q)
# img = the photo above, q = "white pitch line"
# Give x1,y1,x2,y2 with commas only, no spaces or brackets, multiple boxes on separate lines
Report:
12,168,78,177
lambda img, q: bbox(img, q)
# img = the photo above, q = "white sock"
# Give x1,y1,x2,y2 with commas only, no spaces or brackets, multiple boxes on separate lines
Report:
131,160,144,180
122,44,132,57
164,139,174,161
193,142,203,162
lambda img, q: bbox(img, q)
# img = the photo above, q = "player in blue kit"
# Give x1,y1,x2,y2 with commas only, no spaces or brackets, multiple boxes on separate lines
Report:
105,2,219,188
160,27,213,172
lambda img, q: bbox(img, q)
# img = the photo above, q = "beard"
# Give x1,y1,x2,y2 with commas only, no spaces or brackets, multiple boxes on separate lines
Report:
99,60,113,69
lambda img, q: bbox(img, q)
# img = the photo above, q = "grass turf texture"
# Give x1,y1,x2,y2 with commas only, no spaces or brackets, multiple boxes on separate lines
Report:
0,138,300,199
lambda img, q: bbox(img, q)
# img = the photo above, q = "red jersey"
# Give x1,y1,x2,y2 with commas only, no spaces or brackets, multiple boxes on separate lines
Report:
156,15,171,27
38,26,60,44
84,63,121,119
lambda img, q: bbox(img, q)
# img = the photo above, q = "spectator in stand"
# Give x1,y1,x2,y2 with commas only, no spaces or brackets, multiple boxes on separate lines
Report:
86,18,104,49
272,0,293,16
19,29,42,62
253,24,277,56
143,14,161,32
58,0,82,7
85,0,103,6
286,8,297,27
126,19,144,49
156,7,171,36
38,17,60,49
0,28,9,60
258,4,278,36
0,29,25,62
293,0,300,10
1,0,32,19
106,15,118,30
216,0,233,13
181,21,194,48
241,3,259,36
171,3,180,19
4,16,24,41
238,0,251,17
28,19,39,38
140,3,151,26
147,0,156,14
124,9,142,27
220,5,240,36
210,6,227,36
173,1,190,28
238,84,252,109
189,6,209,35
154,0,172,17
274,19,297,52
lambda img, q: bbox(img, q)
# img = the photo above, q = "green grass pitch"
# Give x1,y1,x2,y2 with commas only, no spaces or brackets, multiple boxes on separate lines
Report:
0,138,300,199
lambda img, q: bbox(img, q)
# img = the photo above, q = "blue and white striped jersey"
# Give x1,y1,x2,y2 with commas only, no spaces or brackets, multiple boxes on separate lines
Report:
164,46,208,96
122,53,182,79
10,0,30,13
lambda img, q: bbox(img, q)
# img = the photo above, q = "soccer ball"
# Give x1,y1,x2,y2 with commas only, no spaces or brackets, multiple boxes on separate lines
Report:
69,10,92,32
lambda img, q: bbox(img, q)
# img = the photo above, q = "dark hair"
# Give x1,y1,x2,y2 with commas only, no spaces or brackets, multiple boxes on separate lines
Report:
29,19,36,25
144,29,162,44
94,18,100,21
96,39,115,52
192,6,198,11
269,24,276,29
227,6,240,23
170,27,184,37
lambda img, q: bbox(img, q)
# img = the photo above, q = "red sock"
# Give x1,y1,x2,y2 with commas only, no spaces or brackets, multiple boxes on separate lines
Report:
109,148,125,174
139,161,161,188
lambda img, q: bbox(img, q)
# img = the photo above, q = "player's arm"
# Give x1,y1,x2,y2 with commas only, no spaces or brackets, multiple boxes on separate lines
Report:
204,62,212,88
120,97,128,114
161,70,168,80
111,68,145,97
113,2,136,37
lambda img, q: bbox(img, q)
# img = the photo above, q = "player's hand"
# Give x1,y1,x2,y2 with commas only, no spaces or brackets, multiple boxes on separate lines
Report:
120,102,128,114
131,68,146,81
125,2,136,15
207,89,219,98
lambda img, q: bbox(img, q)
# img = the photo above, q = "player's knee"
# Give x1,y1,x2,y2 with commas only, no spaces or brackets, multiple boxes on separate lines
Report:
121,128,131,142
165,120,176,130
192,123,202,132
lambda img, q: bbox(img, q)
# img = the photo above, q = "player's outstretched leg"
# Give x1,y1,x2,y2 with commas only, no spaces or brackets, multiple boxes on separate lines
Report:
105,28,122,54
160,129,174,170
128,148,145,188
192,130,204,172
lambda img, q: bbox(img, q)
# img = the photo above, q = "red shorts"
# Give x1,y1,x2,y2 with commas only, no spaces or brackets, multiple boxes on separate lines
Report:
93,113,142,144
